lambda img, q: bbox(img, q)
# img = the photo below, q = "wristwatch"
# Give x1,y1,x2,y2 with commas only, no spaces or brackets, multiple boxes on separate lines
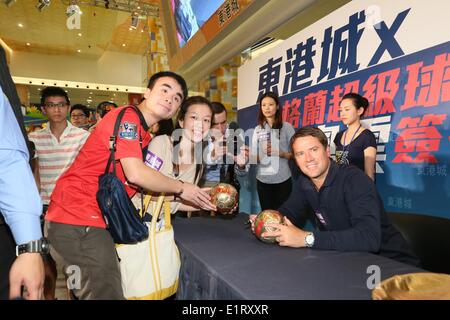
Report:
304,232,315,248
16,238,50,256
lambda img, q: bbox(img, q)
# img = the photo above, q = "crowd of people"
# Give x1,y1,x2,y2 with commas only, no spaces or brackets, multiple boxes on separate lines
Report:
1,54,419,299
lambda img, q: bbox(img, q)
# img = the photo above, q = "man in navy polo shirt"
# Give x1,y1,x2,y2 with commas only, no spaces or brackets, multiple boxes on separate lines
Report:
258,127,419,266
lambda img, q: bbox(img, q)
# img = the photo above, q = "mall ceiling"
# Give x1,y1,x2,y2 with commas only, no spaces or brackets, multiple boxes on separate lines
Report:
0,0,159,58
1,0,351,102
0,0,159,107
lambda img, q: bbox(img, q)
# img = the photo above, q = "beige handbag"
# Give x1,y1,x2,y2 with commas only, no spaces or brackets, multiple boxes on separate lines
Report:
116,194,181,300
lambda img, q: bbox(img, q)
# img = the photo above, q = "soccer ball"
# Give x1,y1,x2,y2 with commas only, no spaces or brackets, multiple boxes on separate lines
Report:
254,210,284,243
210,183,238,213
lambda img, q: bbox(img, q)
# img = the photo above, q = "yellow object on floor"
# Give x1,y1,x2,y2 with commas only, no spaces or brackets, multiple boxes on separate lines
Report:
372,272,450,300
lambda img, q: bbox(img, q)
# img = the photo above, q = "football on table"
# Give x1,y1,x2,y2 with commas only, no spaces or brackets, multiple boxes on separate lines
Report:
254,210,284,243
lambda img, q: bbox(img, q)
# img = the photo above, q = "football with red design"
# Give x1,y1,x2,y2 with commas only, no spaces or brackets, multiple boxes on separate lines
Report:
254,210,284,243
210,183,238,213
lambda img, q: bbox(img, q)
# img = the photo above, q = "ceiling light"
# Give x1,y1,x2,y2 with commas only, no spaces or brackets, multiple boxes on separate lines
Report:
36,0,50,12
26,42,31,46
18,23,23,28
77,49,81,52
122,44,126,47
130,12,139,29
3,0,16,7
77,33,82,37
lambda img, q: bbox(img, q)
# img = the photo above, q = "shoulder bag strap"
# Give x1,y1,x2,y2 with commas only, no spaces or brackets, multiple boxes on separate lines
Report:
141,194,172,232
105,105,149,174
140,194,153,219
150,194,165,234
104,106,148,215
163,201,171,230
129,106,149,211
141,194,167,230
104,107,132,175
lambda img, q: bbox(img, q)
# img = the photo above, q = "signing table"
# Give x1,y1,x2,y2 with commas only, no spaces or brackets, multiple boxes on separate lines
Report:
173,213,423,300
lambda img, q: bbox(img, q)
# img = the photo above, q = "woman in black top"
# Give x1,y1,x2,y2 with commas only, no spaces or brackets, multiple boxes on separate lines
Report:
333,93,377,180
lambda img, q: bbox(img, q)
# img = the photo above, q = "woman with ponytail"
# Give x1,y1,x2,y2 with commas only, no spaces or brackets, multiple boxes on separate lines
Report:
334,93,377,180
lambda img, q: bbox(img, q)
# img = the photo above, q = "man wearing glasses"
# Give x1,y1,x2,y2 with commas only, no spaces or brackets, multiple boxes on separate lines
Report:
28,87,89,300
70,104,91,131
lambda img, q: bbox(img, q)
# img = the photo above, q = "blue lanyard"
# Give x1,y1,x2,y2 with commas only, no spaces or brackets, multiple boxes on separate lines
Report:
342,125,361,150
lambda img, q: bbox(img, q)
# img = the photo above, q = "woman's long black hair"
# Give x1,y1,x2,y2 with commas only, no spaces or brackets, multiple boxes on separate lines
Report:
257,91,283,130
172,96,213,183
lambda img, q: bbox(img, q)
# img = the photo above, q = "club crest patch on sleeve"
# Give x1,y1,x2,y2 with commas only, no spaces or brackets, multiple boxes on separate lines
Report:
119,122,138,140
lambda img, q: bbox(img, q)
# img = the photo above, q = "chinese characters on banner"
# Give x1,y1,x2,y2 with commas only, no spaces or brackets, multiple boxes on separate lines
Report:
257,9,411,101
238,1,450,217
275,49,450,176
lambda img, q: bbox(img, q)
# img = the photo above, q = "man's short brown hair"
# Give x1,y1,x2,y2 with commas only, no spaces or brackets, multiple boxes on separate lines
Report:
290,127,328,151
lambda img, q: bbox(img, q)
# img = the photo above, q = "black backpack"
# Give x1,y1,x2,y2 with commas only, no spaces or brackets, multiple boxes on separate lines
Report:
96,106,148,244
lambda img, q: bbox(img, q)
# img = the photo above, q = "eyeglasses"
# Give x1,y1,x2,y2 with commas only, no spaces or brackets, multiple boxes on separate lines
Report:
71,114,87,119
44,102,68,108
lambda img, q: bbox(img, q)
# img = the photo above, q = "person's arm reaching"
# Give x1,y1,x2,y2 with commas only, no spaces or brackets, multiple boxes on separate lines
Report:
114,110,216,211
178,203,201,212
121,157,216,211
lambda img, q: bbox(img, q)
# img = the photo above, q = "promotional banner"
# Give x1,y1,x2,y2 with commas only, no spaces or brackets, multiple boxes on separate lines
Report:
237,0,450,218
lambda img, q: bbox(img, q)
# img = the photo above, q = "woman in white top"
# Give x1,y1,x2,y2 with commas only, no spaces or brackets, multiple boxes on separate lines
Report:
252,92,295,211
133,96,214,217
